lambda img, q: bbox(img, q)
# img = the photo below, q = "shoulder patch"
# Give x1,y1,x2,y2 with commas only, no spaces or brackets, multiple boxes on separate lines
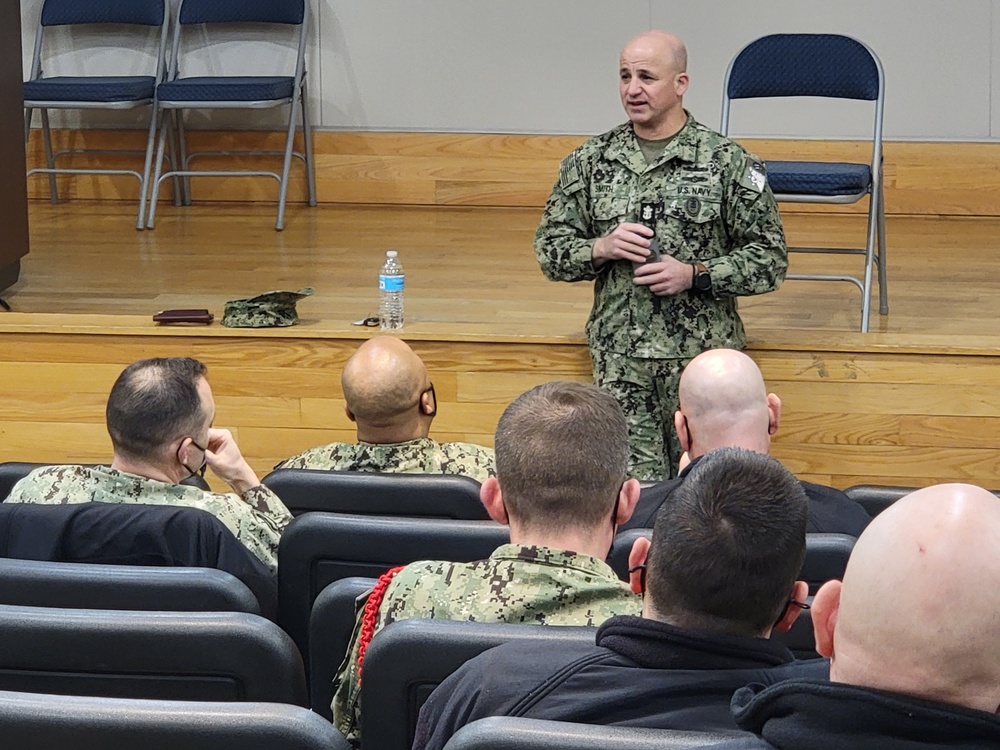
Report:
558,154,583,193
741,159,768,193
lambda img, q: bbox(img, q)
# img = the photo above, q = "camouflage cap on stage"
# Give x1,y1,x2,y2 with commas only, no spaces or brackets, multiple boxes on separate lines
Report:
222,287,314,328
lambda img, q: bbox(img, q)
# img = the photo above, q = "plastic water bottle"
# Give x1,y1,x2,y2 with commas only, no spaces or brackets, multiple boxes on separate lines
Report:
379,250,405,330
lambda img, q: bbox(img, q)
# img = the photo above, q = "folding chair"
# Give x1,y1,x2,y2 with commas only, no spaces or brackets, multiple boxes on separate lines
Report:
721,34,887,332
146,0,317,231
23,0,169,230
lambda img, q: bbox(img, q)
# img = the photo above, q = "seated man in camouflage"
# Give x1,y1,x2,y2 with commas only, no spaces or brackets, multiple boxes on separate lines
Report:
275,336,494,482
332,381,643,744
6,357,292,572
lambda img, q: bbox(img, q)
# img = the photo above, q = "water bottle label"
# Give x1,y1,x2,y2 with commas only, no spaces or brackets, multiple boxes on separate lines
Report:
379,274,405,292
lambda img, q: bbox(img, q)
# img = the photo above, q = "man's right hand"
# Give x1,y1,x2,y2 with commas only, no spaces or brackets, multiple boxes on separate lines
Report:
592,222,654,268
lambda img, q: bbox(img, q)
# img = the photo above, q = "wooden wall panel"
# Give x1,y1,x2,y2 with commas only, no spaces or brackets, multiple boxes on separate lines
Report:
2,327,1000,492
24,129,1000,217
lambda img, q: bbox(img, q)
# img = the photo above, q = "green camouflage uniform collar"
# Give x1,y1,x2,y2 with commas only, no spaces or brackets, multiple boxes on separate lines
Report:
603,112,700,173
489,543,618,579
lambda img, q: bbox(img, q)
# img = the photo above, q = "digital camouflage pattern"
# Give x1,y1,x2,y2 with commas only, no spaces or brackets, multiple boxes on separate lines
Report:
5,465,292,572
534,115,787,359
332,544,641,744
222,287,314,328
275,437,495,483
590,349,687,482
535,115,787,480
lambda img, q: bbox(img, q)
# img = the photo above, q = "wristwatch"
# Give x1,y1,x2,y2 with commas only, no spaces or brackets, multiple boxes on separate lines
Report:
691,262,712,292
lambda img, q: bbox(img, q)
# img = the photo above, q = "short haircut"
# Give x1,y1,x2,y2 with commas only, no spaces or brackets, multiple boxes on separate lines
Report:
494,381,628,532
106,357,209,462
646,447,808,635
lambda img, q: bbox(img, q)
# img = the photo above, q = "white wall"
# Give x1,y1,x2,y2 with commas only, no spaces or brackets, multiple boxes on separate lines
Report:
20,0,1000,140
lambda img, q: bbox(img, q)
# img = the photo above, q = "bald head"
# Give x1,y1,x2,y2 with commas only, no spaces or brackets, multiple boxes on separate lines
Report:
621,30,687,74
816,484,1000,712
676,349,775,457
341,337,431,436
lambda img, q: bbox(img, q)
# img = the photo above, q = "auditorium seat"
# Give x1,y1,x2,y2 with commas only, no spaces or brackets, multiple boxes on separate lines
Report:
0,604,306,704
442,716,740,750
0,690,349,750
361,619,596,750
261,467,488,518
0,557,260,615
278,512,507,672
308,576,376,719
0,501,277,619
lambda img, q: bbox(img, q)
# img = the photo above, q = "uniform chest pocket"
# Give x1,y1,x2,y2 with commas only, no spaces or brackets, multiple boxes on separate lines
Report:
592,194,630,222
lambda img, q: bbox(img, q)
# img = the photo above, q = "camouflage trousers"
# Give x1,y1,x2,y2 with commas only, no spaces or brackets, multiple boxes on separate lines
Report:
591,349,691,482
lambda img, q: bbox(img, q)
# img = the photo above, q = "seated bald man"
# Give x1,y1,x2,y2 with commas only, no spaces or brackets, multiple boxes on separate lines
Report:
710,483,1000,748
275,336,494,482
623,349,869,534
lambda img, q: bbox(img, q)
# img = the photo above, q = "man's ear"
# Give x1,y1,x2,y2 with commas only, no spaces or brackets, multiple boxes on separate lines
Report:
175,436,194,466
627,535,651,594
480,477,508,526
773,580,809,633
674,410,691,452
674,72,689,97
766,393,781,436
811,579,842,658
344,404,356,423
615,478,641,526
419,390,436,417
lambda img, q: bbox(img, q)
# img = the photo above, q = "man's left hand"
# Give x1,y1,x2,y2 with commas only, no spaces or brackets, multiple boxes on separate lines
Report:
632,255,694,296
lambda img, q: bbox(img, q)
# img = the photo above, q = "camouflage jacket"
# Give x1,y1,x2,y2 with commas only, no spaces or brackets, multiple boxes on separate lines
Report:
274,437,495,483
332,544,641,743
534,115,787,359
5,465,292,572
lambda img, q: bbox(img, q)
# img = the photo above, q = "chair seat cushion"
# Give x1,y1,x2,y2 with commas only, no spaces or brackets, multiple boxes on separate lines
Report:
765,160,872,196
23,76,156,103
156,76,295,103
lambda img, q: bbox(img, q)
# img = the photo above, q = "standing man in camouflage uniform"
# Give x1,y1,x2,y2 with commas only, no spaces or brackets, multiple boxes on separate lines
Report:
535,30,787,480
275,336,494,483
6,357,292,571
332,381,643,744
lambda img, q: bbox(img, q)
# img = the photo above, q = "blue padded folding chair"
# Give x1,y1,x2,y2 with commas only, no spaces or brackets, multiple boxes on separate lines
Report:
146,0,317,231
23,0,169,230
721,34,887,332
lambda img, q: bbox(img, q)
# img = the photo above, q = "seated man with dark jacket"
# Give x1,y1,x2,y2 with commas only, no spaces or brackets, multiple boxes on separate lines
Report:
624,349,869,534
412,447,827,750
711,482,1000,749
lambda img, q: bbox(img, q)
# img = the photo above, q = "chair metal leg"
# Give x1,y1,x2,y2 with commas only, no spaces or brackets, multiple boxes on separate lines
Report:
859,192,880,333
39,109,58,203
23,108,33,144
146,109,171,229
300,80,317,207
135,102,160,231
275,96,301,231
165,111,184,206
176,112,191,206
876,188,888,315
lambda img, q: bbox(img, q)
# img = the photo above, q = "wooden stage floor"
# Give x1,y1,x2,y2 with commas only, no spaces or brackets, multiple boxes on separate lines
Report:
2,201,999,490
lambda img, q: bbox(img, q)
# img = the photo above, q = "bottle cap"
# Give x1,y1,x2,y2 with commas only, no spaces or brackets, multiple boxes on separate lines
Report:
386,250,397,258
